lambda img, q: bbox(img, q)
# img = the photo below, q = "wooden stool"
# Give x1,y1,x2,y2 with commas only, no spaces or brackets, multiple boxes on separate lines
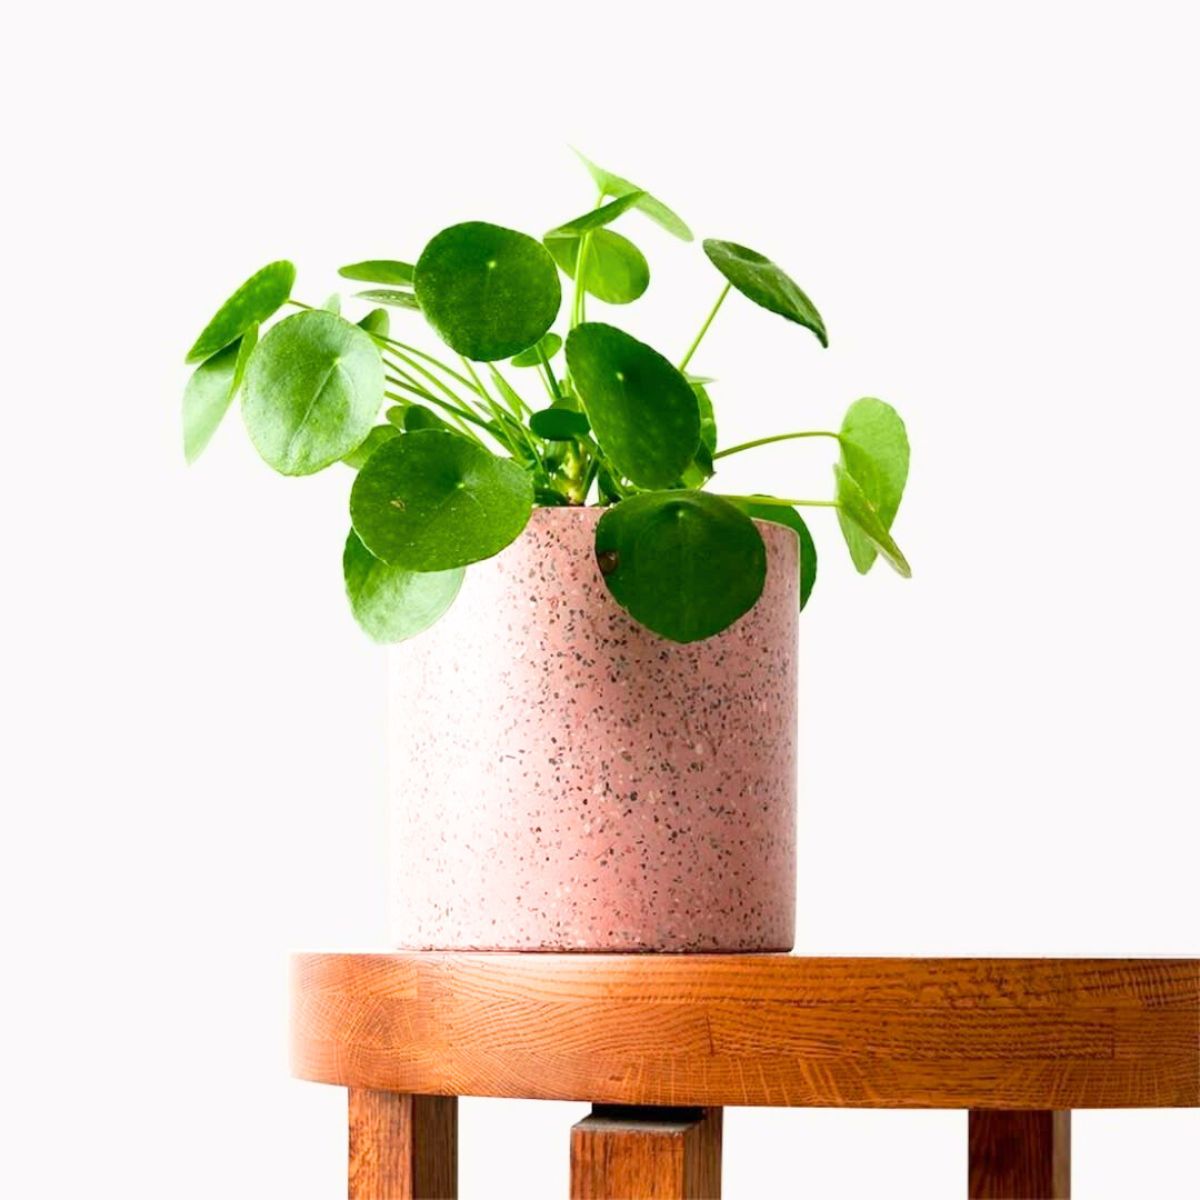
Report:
290,955,1198,1198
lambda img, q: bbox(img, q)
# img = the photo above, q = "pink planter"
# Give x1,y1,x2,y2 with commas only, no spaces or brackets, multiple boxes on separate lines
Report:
388,506,798,951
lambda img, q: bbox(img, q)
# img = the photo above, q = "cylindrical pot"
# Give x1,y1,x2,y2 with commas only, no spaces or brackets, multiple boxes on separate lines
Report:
388,506,797,951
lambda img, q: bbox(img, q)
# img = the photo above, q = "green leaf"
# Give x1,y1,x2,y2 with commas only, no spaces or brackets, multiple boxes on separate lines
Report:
692,380,717,455
510,332,562,367
350,429,533,570
343,529,463,643
545,191,646,239
703,239,827,347
530,408,590,440
834,464,912,577
414,222,561,361
186,260,295,363
341,423,401,469
403,404,453,432
573,150,693,241
182,326,257,464
729,498,818,611
358,308,390,338
837,397,910,573
339,260,414,285
595,491,766,643
679,443,713,488
242,310,384,476
545,228,649,304
566,323,699,487
322,293,342,314
356,288,419,310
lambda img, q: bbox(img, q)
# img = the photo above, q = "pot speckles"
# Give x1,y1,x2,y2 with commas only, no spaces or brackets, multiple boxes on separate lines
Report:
388,506,797,951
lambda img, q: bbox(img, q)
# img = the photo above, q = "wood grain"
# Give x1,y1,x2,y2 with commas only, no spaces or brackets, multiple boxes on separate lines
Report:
969,1110,1070,1198
290,955,1200,1110
348,1089,457,1199
571,1106,722,1199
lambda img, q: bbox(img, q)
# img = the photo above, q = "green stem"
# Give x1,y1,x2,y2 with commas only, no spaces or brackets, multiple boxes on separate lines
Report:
380,337,481,393
571,233,593,327
386,349,489,424
713,430,840,460
461,357,540,465
570,188,606,328
718,494,839,509
538,342,566,406
383,385,490,437
679,283,731,372
382,366,489,435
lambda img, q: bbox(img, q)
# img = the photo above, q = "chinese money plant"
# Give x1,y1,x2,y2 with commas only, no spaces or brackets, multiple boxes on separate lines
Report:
182,152,911,644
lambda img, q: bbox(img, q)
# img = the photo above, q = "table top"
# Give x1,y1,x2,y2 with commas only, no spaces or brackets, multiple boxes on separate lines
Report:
290,953,1199,1110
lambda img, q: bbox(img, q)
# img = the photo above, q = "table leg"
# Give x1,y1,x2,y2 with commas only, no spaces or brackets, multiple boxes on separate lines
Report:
570,1105,722,1199
348,1089,458,1200
968,1110,1070,1199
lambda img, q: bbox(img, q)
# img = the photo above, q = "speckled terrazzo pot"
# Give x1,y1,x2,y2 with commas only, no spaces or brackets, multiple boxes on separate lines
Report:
387,506,798,951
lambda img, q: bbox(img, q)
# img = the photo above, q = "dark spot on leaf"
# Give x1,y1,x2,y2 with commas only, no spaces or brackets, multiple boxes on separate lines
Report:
597,549,619,575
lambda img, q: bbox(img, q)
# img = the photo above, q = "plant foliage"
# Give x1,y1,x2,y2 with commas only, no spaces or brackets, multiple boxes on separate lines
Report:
181,153,912,642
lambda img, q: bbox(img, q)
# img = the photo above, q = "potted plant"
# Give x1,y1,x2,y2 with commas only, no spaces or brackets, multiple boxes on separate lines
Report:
182,151,910,952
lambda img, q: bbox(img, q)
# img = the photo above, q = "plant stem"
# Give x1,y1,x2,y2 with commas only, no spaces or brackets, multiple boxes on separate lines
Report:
718,494,839,509
570,188,606,328
571,233,593,327
537,341,566,406
679,283,731,371
383,385,490,437
713,430,840,459
386,348,488,423
461,357,541,465
380,337,481,393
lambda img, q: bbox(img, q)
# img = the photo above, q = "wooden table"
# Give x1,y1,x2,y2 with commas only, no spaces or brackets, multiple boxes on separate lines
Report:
290,954,1199,1199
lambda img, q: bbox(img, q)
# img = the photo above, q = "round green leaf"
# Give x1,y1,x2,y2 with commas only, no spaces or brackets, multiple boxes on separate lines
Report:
510,333,562,368
341,423,401,469
703,239,827,347
545,229,649,304
182,326,257,464
242,310,384,476
729,498,818,611
837,397,910,573
343,529,463,643
834,464,911,577
565,323,699,487
595,491,766,643
350,429,533,570
358,308,390,338
414,222,561,361
356,288,419,310
529,408,590,440
339,260,414,285
573,150,693,241
186,260,295,364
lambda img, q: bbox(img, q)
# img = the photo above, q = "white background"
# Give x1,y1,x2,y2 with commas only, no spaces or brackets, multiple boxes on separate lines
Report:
3,1,1197,1196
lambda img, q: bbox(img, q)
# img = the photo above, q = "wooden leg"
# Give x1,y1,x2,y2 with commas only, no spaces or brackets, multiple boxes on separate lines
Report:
570,1105,722,1199
348,1089,457,1200
969,1110,1070,1199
